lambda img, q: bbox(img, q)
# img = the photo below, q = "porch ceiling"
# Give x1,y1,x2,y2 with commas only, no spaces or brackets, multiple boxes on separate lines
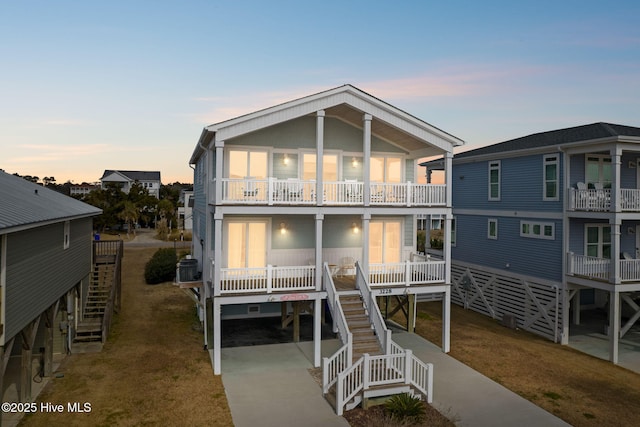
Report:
324,104,442,158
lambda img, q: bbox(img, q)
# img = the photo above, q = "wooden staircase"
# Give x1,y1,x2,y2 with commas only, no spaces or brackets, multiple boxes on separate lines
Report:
74,264,114,344
339,295,382,361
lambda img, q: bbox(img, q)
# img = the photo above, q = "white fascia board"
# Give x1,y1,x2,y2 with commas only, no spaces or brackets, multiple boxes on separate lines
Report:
208,86,463,153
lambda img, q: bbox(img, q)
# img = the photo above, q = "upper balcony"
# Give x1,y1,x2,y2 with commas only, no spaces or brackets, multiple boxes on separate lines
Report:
567,252,640,284
568,187,640,212
216,177,446,207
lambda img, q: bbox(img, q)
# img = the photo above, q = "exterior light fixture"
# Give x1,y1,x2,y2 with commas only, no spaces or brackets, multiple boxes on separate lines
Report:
352,222,359,234
283,154,290,165
352,157,358,168
280,222,287,235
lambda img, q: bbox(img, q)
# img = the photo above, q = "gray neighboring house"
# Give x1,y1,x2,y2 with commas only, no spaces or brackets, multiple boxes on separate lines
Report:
99,170,161,198
0,171,101,404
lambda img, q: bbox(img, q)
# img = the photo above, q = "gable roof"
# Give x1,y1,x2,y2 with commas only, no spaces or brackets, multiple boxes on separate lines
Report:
0,171,102,234
190,84,464,163
100,170,161,182
454,122,640,160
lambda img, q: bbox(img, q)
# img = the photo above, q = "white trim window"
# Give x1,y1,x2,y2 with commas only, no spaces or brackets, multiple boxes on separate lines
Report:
488,160,501,201
488,218,498,240
520,220,555,240
451,217,457,247
585,224,611,259
63,221,70,249
543,154,559,201
585,155,612,189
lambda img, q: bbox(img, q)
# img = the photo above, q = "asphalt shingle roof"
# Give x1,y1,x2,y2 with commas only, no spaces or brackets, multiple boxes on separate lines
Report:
100,170,161,181
454,122,640,159
0,171,101,233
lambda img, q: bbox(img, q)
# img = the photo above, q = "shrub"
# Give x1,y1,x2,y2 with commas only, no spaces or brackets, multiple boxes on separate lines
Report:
384,393,426,423
144,248,177,284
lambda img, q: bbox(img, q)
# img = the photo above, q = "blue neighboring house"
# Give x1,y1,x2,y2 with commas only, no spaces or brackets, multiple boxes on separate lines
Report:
422,122,640,364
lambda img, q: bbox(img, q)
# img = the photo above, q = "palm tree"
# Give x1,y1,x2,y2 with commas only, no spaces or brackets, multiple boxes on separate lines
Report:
119,201,139,236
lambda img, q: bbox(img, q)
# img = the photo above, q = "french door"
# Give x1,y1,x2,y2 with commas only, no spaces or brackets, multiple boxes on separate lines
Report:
369,220,401,264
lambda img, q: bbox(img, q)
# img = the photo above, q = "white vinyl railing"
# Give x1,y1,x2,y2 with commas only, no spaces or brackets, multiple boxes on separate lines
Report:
568,188,640,212
369,260,446,286
219,265,315,294
218,178,445,206
322,264,353,394
620,258,640,282
335,350,433,416
567,253,609,281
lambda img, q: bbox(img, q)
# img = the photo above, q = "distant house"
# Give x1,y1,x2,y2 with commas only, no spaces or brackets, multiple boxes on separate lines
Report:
69,183,100,196
99,170,161,198
186,85,463,412
178,190,193,231
0,171,102,405
422,122,640,365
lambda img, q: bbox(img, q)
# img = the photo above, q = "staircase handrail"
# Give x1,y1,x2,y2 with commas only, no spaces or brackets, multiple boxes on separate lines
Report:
100,240,123,342
322,263,354,394
335,356,364,416
355,261,391,352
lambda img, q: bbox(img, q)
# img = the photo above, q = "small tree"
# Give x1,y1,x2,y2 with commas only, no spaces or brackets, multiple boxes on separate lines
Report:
144,248,177,284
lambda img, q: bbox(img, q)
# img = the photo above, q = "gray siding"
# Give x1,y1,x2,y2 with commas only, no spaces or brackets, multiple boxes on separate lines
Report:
193,155,207,248
5,218,93,340
404,215,414,247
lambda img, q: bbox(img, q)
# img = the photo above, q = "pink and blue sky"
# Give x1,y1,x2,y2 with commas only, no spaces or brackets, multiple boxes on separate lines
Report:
1,1,639,184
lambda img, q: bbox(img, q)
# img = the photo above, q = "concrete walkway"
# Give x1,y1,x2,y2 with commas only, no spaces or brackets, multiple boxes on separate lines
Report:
221,333,570,427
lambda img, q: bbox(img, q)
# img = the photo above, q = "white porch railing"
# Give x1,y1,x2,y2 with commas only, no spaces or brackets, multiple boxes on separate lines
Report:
219,265,315,294
567,253,610,280
218,178,445,206
335,350,433,416
322,264,353,394
569,187,611,211
568,188,640,212
369,260,446,286
568,253,640,283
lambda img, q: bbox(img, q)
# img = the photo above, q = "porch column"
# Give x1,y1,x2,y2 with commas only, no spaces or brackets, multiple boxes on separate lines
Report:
609,290,620,364
213,213,223,297
444,152,453,285
362,213,371,278
611,147,622,212
212,297,222,374
363,114,372,206
20,318,40,402
573,289,581,325
442,286,451,353
314,297,322,367
611,221,621,284
214,140,224,206
315,214,324,291
43,302,59,377
316,111,324,207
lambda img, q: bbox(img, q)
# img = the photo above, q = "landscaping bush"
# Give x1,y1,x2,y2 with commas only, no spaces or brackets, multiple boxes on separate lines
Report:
384,393,426,424
144,248,177,284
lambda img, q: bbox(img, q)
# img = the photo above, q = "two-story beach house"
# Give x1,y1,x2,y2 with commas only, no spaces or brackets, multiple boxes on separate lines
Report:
422,122,640,365
99,170,161,198
186,85,463,412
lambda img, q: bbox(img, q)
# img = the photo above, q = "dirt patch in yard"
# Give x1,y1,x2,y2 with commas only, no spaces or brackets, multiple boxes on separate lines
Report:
20,247,233,427
411,301,640,427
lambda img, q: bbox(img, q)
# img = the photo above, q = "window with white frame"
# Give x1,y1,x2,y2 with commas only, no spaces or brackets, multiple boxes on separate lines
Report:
520,220,555,240
63,221,70,249
488,161,500,200
585,224,611,259
586,155,611,189
543,154,559,201
488,219,498,239
451,217,456,246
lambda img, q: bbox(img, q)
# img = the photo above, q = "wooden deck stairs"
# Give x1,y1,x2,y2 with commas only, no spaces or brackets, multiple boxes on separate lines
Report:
74,264,114,344
339,295,382,361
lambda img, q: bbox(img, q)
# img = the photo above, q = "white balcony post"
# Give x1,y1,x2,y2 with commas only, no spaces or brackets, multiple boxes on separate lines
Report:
406,181,412,207
268,177,274,205
363,353,370,389
405,260,411,287
213,297,221,374
267,265,273,293
362,214,371,278
314,297,321,367
363,114,372,206
315,214,324,291
442,285,451,353
316,110,324,207
214,141,224,205
609,290,620,363
612,148,622,212
611,222,621,284
404,349,412,384
213,214,223,297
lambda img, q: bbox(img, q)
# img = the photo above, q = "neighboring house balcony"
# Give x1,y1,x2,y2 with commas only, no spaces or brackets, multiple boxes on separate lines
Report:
197,257,446,296
568,187,640,212
217,177,445,207
567,253,640,285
